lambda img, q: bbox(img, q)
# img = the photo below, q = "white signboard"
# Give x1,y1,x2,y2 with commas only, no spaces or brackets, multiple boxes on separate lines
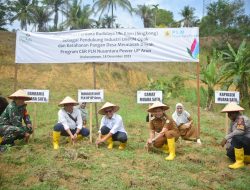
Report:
137,91,162,104
24,89,49,103
16,28,199,63
215,91,240,104
78,90,104,103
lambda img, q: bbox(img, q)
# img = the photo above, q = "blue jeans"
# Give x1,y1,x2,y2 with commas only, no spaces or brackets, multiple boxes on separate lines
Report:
100,126,127,143
54,123,89,137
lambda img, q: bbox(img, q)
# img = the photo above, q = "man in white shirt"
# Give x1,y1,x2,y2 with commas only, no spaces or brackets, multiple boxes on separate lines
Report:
52,96,89,150
96,102,127,150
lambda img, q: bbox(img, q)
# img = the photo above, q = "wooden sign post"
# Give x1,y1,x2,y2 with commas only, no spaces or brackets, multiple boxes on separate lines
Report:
137,91,163,104
32,103,37,140
24,89,50,140
78,89,104,143
146,104,152,152
89,103,93,143
214,90,240,136
225,113,229,135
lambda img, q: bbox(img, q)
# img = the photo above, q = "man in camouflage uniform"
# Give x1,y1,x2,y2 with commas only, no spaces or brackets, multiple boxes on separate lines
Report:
0,90,33,146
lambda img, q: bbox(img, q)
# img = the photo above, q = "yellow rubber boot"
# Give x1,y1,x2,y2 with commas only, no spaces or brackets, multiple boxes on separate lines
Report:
107,137,113,149
162,144,169,154
229,148,245,169
0,137,3,144
119,142,126,150
244,155,250,163
165,138,176,161
52,131,61,150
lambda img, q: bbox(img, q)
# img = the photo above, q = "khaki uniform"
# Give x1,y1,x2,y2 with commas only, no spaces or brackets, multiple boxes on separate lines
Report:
150,114,180,148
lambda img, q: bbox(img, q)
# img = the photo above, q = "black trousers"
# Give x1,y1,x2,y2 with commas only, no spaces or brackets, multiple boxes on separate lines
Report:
226,135,250,161
100,126,127,143
54,123,89,137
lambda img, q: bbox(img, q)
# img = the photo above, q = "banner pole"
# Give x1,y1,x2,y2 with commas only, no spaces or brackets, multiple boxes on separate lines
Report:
147,104,152,152
92,63,99,128
89,103,93,143
197,62,201,140
14,63,18,91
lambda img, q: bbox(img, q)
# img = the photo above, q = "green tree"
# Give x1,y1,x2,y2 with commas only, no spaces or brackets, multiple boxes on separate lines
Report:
102,14,116,28
236,15,250,36
155,8,174,27
43,0,65,30
93,0,132,28
63,0,93,29
200,0,245,36
147,76,184,97
0,0,9,30
79,5,95,29
135,4,154,28
222,40,250,102
10,0,34,31
93,20,101,28
200,49,223,111
62,0,81,29
179,6,196,27
78,4,94,29
31,5,52,31
152,4,159,27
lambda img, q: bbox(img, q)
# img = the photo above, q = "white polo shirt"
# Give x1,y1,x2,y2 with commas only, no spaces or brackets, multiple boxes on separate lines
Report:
58,108,82,130
99,113,127,134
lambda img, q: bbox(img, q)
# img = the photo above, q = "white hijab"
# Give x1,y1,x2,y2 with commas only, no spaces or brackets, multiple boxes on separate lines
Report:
172,103,190,127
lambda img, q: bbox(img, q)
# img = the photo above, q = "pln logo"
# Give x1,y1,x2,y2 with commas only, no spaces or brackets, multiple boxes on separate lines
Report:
19,33,32,43
164,30,171,37
187,38,199,59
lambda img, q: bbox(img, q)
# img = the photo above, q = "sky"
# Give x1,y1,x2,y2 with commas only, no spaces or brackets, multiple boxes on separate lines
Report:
6,0,250,31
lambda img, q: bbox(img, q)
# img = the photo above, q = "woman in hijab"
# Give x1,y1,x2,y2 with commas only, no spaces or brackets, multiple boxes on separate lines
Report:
172,103,197,141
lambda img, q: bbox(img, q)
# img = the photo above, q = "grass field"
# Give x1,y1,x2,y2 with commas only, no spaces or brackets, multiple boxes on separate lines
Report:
0,31,250,190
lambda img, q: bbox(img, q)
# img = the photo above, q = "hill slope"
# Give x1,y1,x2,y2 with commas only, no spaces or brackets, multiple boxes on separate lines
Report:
0,31,249,190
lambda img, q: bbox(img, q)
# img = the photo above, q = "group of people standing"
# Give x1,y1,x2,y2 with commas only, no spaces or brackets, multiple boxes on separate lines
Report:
0,89,250,169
